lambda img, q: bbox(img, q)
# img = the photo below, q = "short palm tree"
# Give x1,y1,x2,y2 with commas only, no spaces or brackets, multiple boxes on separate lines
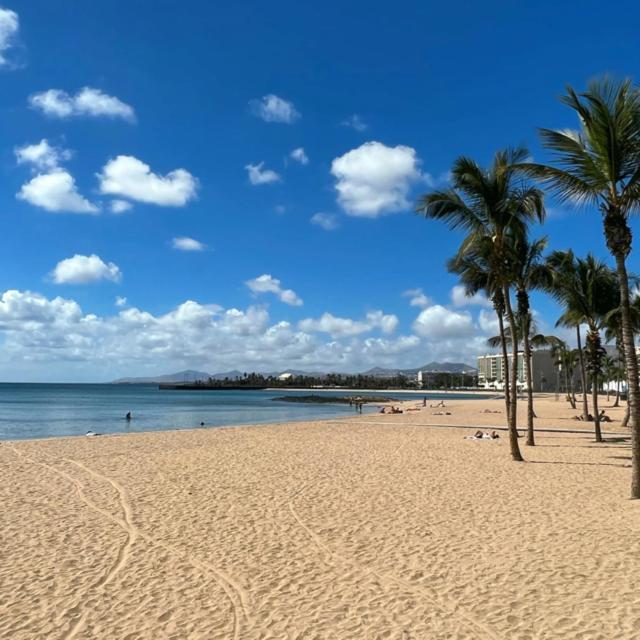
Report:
417,148,545,462
547,252,619,442
519,78,640,496
546,250,591,420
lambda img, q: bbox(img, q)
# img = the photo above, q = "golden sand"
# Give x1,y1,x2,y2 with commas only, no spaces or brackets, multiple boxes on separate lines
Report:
2,394,639,639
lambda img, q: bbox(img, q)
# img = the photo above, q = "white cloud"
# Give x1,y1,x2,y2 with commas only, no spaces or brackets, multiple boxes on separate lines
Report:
450,285,492,308
310,212,339,231
246,274,302,306
115,296,128,307
0,7,18,67
478,309,499,334
98,155,198,206
51,254,122,285
341,114,368,131
250,94,300,123
245,162,281,185
413,305,475,339
0,288,500,380
299,310,398,338
402,288,430,308
290,147,309,165
171,237,206,252
29,87,135,122
15,139,71,171
275,205,286,215
331,141,423,217
109,200,133,214
17,170,98,214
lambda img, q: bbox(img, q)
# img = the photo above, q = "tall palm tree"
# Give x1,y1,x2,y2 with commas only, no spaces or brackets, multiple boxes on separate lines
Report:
547,252,619,442
417,147,545,462
487,317,560,445
519,78,640,496
507,235,552,445
447,249,511,420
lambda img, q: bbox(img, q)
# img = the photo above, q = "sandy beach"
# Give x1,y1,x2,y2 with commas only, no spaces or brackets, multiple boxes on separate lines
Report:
2,394,639,639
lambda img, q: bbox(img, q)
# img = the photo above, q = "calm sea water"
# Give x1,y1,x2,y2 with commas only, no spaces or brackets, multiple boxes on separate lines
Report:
0,383,483,441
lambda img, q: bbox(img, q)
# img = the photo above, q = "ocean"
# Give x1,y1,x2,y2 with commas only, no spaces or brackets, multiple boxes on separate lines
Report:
0,383,483,441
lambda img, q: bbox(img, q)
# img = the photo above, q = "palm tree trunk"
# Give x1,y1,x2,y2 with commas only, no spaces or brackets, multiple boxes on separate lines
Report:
566,367,576,409
623,402,631,428
496,310,511,422
503,285,523,461
522,318,535,446
576,326,589,420
592,373,602,443
612,252,640,496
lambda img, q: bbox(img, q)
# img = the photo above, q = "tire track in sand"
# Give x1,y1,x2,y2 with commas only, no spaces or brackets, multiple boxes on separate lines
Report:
63,456,254,639
8,445,250,640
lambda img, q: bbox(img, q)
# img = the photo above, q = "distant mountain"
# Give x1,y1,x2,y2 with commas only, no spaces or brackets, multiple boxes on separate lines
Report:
362,361,477,378
112,362,477,384
112,369,213,384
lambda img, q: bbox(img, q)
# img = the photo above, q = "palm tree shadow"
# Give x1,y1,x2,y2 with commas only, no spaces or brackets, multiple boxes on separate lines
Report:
530,460,631,468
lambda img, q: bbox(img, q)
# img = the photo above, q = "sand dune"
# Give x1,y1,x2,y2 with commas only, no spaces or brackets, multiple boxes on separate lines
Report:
2,394,640,639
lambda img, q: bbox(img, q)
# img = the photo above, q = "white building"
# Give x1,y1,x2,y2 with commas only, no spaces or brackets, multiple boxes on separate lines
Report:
477,350,557,392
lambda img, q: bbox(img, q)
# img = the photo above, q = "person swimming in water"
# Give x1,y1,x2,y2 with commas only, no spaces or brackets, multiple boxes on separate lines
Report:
126,411,132,421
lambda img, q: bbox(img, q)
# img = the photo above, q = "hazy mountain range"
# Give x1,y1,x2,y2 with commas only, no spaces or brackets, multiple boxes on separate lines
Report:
111,362,477,384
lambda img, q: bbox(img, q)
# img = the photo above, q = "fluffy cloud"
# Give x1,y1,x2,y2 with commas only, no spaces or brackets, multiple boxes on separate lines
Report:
17,170,98,214
109,200,133,214
51,254,122,285
29,87,135,122
402,288,430,308
98,156,198,206
290,147,309,165
413,305,475,339
171,236,206,251
245,162,281,185
450,285,492,308
15,139,71,171
341,114,368,131
250,94,300,123
0,289,442,379
0,7,18,67
310,212,339,231
299,310,398,338
331,141,423,217
15,139,97,214
478,309,499,334
0,285,512,379
246,274,303,306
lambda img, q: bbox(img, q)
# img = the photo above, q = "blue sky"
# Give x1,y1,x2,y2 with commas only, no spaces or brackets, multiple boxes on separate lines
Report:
1,0,640,381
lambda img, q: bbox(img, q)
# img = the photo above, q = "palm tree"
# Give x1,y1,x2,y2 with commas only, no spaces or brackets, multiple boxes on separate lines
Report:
546,250,591,421
602,355,617,401
487,318,560,445
550,341,578,407
519,78,640,496
417,147,545,462
447,248,511,420
546,252,619,442
507,235,552,445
